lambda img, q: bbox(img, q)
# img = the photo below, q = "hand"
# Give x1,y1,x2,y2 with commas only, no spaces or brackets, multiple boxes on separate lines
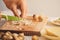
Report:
3,0,27,18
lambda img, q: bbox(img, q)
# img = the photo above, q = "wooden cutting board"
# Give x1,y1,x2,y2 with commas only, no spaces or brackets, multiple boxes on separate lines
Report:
0,16,47,36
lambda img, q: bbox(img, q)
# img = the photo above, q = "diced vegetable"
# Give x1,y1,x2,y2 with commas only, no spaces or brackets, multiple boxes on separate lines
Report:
2,15,22,21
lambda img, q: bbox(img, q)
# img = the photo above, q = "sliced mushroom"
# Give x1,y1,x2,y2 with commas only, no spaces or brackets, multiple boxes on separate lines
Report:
19,33,24,37
13,33,19,40
18,33,24,40
2,32,13,40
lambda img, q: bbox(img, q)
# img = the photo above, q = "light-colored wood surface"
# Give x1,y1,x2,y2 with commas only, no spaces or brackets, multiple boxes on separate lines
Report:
0,16,47,31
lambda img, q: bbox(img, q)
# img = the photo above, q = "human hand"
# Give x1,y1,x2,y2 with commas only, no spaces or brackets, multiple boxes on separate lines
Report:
3,0,27,18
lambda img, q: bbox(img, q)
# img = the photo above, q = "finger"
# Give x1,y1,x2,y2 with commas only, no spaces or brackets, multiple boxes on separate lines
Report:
0,12,2,20
18,0,27,18
10,4,20,17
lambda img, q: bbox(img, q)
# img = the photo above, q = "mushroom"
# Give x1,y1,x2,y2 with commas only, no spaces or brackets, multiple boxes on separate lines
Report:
33,14,42,22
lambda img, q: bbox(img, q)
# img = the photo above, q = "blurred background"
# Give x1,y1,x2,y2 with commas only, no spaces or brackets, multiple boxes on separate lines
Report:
0,0,60,17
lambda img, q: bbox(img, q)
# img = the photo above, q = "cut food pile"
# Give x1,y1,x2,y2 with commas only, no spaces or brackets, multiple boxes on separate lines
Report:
0,31,24,40
0,31,39,40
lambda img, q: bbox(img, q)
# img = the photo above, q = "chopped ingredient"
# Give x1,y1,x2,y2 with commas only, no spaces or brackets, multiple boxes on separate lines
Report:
2,15,22,21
